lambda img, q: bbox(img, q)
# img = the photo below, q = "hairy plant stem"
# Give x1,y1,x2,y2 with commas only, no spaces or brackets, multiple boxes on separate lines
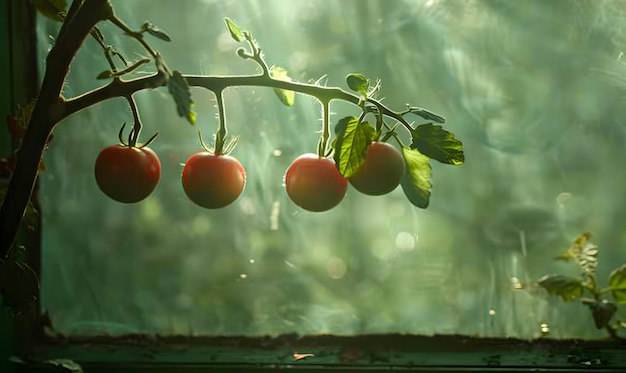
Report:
125,94,142,147
318,100,331,157
108,14,159,60
66,73,412,123
214,89,227,154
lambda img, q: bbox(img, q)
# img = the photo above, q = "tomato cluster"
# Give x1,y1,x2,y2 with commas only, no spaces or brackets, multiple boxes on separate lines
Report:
94,145,247,208
283,142,405,212
95,140,404,212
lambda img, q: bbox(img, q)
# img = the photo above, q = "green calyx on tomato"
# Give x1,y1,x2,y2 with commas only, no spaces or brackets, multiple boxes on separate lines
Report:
94,144,161,203
285,153,348,212
349,141,405,196
182,152,246,209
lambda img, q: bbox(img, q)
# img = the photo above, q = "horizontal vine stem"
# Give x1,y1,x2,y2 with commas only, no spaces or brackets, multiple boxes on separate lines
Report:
62,73,413,128
60,72,167,122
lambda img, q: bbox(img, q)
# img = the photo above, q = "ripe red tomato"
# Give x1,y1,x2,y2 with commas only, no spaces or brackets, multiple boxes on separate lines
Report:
285,154,348,212
94,145,161,203
349,142,405,195
182,152,246,209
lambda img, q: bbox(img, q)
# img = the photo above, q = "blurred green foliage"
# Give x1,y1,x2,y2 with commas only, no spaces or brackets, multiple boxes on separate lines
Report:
37,0,626,339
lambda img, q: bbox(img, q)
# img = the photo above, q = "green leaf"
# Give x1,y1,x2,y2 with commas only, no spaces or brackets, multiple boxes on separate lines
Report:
346,73,369,97
406,106,446,124
141,22,171,42
333,117,375,178
167,71,196,125
609,264,626,304
410,123,464,165
30,0,67,21
400,147,432,208
583,300,617,329
362,123,378,144
538,275,583,302
224,17,245,42
269,66,295,107
575,241,598,276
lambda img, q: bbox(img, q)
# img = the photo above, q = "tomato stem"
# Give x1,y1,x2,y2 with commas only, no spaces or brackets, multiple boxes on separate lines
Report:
214,89,227,155
108,14,159,61
236,31,270,77
109,58,151,78
197,130,211,152
317,99,331,157
118,122,128,145
126,95,142,147
140,131,159,148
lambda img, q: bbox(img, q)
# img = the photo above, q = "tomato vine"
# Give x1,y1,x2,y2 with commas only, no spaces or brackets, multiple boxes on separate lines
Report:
0,0,465,263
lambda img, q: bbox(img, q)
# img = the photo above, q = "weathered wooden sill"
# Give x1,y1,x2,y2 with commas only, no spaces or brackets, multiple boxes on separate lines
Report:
22,333,626,372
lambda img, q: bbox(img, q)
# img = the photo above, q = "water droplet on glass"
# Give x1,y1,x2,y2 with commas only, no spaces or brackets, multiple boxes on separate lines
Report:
395,231,416,251
370,241,395,261
191,215,211,235
217,31,234,52
511,277,524,290
239,198,256,215
270,201,280,230
326,257,347,279
556,192,573,207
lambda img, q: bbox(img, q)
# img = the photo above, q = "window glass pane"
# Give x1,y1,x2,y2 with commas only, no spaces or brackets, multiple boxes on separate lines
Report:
39,0,626,339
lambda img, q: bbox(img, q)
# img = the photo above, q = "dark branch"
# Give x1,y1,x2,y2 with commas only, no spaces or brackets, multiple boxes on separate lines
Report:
0,0,113,259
